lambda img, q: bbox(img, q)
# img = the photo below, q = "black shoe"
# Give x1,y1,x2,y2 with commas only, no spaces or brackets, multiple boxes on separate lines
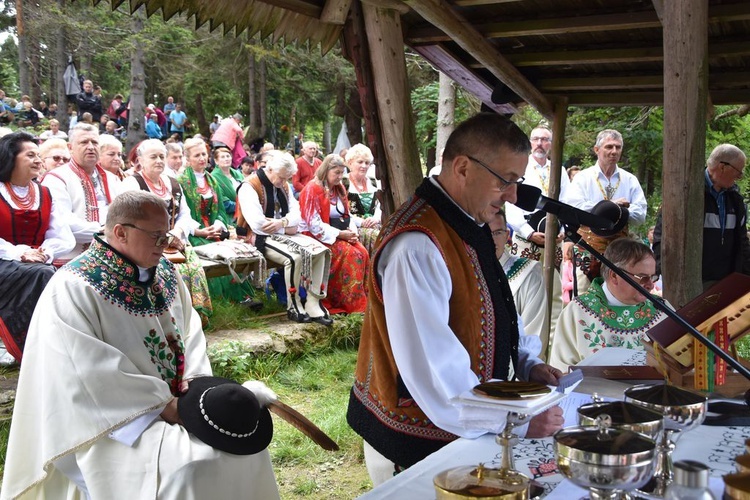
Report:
287,309,311,323
309,315,333,327
241,297,264,312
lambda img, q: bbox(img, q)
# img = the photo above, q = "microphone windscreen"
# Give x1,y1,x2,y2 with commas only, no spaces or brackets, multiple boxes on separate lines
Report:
513,184,542,212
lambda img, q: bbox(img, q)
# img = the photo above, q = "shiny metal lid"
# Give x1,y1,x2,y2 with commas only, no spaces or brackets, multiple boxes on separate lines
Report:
673,460,709,488
578,401,662,425
624,383,707,407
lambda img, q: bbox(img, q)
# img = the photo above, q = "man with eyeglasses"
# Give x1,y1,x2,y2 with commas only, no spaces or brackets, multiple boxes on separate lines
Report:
565,129,648,295
506,125,569,260
549,237,667,371
42,123,123,261
2,190,280,499
347,113,565,486
653,143,749,291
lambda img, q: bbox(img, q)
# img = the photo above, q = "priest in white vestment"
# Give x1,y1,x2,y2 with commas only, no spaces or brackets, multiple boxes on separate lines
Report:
1,191,279,500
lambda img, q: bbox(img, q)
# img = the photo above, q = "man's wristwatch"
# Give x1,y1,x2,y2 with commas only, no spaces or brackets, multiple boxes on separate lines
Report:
281,217,289,228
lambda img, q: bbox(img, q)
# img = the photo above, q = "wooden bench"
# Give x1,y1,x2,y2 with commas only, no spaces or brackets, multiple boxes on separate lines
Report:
199,256,268,288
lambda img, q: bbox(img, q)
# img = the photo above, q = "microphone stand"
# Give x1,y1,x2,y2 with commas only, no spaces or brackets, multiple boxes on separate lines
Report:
563,222,750,384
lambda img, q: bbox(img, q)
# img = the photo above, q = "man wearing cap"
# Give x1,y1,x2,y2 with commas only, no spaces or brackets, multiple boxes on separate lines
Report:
549,238,666,371
653,143,750,291
1,191,279,499
565,129,647,295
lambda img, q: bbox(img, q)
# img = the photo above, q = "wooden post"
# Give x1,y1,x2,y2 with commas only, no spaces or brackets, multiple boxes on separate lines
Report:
543,97,567,359
662,0,707,306
361,1,423,210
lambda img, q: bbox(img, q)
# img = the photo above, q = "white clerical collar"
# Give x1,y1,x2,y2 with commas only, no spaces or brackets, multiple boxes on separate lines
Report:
428,176,481,225
137,265,153,282
602,281,628,306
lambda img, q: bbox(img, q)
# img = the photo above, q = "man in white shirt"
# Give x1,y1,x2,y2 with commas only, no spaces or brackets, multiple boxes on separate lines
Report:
38,119,68,141
42,123,122,261
347,113,564,486
565,129,647,294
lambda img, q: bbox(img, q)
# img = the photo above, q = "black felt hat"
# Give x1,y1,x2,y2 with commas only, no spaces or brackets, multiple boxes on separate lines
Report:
527,210,559,235
178,376,273,455
590,200,629,236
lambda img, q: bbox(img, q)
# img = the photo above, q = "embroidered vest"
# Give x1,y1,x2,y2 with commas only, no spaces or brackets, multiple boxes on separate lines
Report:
347,180,519,468
0,183,52,247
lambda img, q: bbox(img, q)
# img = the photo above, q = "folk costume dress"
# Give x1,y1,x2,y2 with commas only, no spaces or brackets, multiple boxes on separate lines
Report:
347,175,381,255
0,181,74,361
178,167,256,303
236,170,332,320
347,177,544,470
41,159,122,261
121,173,213,320
548,277,666,371
209,166,244,222
0,237,279,500
299,180,369,314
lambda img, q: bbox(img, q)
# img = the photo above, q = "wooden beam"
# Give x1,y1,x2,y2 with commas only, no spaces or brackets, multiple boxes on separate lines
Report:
651,0,664,24
662,0,707,306
406,3,750,44
408,10,660,43
542,96,567,361
362,2,424,208
538,75,663,92
255,0,321,18
451,0,522,6
361,0,410,15
497,40,750,67
321,0,352,24
548,89,750,107
404,0,554,119
411,44,517,114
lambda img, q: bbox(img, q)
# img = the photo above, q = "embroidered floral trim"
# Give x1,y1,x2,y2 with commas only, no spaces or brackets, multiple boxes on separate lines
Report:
66,236,178,315
143,318,185,396
576,278,660,337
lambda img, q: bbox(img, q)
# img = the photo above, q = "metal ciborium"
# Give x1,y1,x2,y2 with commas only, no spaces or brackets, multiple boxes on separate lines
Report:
554,414,658,500
578,397,664,441
623,383,707,497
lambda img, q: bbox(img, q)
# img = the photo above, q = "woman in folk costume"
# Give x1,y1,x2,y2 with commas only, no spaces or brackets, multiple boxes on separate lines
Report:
121,139,213,322
549,237,668,371
0,131,75,362
209,146,243,221
178,137,258,305
299,154,369,314
344,144,382,255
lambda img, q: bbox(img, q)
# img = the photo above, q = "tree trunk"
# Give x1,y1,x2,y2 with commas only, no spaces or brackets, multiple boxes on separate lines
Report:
435,71,455,166
16,0,31,96
259,56,268,139
246,34,259,138
125,9,146,155
195,93,209,138
323,120,332,153
29,35,42,104
344,86,362,146
55,0,68,130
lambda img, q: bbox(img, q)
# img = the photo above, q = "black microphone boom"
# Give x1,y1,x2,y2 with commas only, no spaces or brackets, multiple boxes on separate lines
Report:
513,184,615,233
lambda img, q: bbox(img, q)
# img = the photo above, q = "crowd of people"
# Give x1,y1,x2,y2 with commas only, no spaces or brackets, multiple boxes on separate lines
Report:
0,84,748,495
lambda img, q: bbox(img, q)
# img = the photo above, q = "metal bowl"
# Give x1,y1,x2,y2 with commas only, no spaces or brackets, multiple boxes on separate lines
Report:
578,401,663,440
433,465,529,499
623,383,707,432
554,418,657,495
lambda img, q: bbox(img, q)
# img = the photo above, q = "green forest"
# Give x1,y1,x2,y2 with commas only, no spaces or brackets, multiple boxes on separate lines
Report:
2,0,750,229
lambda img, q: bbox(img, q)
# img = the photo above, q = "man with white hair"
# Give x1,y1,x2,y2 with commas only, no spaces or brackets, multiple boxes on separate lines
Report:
38,119,68,141
42,123,122,260
236,150,333,325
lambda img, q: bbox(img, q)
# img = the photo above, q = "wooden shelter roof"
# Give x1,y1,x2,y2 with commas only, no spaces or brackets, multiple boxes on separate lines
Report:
110,0,750,120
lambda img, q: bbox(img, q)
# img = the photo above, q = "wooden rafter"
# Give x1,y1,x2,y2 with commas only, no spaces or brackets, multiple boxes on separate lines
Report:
404,0,554,119
254,0,321,18
320,0,352,24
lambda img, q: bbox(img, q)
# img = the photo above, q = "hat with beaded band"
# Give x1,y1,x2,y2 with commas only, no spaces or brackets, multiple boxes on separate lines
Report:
178,376,273,455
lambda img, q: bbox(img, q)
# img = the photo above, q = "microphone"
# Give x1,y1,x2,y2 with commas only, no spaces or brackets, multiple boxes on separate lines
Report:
513,184,616,233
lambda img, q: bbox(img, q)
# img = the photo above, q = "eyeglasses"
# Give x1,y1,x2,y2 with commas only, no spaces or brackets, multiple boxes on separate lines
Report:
622,269,660,286
720,161,744,179
46,155,70,163
491,228,508,237
466,156,525,191
530,136,551,143
121,223,174,247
